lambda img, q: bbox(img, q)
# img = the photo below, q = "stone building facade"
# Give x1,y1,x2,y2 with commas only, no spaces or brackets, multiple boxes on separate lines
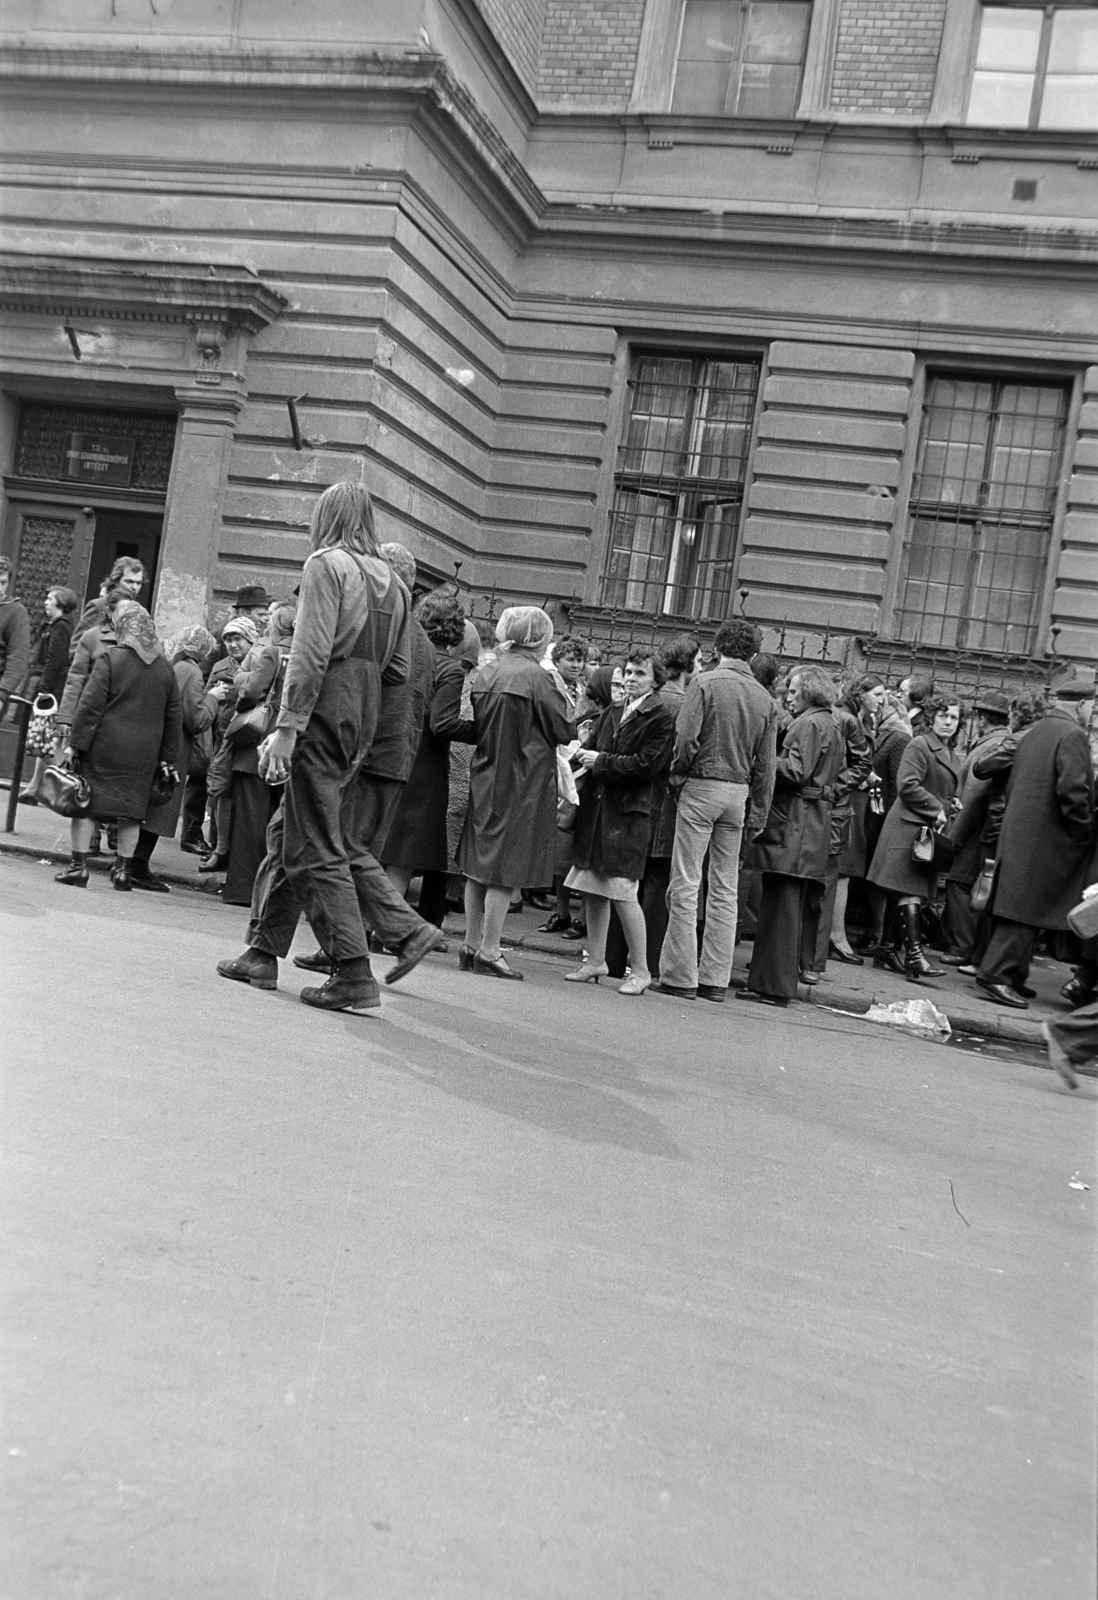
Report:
0,0,1095,679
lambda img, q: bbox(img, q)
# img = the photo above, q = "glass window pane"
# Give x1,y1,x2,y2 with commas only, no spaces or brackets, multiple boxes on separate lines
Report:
742,2,811,63
1039,76,1098,131
1046,10,1098,73
604,490,675,612
734,61,803,117
967,524,1045,652
678,0,740,62
974,8,1043,71
671,57,733,114
967,70,1035,126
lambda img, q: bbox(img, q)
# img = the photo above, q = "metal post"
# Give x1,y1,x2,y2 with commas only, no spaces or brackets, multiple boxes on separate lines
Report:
3,695,33,833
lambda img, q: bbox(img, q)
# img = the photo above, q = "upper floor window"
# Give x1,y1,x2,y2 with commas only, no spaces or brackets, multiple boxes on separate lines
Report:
600,354,760,620
671,0,813,116
894,374,1068,656
966,4,1098,129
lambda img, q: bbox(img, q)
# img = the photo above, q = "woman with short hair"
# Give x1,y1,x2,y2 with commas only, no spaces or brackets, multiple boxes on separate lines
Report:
742,666,846,1007
868,691,962,980
455,606,575,978
17,584,79,805
56,603,181,891
564,646,676,995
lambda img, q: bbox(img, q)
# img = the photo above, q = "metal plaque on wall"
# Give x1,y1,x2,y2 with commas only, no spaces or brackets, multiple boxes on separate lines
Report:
62,432,135,487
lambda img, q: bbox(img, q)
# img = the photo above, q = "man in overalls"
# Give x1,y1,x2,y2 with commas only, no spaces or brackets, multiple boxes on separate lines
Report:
216,482,418,1013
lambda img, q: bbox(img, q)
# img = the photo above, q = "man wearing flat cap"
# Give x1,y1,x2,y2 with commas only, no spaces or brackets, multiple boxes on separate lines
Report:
940,690,1014,966
972,665,1096,1009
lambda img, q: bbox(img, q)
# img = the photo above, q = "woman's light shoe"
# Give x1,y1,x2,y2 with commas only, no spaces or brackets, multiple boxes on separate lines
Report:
565,960,609,984
618,972,651,996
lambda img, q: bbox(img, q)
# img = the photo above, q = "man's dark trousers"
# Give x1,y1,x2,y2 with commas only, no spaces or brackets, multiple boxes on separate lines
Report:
977,916,1039,988
247,767,422,958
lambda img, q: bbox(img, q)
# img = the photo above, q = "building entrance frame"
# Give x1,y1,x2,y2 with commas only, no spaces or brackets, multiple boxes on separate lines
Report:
0,255,286,636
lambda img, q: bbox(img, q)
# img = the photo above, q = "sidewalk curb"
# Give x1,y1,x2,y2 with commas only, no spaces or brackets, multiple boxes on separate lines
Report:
0,835,1055,1050
500,926,1051,1048
0,835,221,896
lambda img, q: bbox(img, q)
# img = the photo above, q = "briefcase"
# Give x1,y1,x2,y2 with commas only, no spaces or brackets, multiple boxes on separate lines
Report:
1067,890,1098,942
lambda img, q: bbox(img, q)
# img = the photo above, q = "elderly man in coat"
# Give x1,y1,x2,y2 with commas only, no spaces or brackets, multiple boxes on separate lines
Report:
741,666,845,1007
973,666,1096,1009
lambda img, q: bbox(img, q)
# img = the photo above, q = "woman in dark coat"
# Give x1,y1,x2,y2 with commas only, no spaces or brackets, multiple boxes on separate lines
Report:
825,674,885,961
380,589,468,921
199,615,260,871
742,666,846,1006
563,646,675,995
17,584,78,804
868,691,962,980
131,624,221,890
221,602,294,907
56,602,181,892
455,606,575,979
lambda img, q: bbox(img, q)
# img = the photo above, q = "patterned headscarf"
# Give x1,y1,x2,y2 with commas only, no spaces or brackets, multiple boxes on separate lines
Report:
166,623,216,663
113,602,162,659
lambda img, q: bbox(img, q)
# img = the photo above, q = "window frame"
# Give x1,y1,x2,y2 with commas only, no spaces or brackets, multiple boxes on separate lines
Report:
591,343,766,621
963,1,1098,131
630,0,837,117
669,0,815,120
880,359,1081,659
932,0,1098,128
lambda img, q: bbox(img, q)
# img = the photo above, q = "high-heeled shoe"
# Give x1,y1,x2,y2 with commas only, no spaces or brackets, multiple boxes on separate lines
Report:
828,940,864,966
473,953,524,980
458,944,476,972
564,960,608,984
618,972,651,996
198,852,229,874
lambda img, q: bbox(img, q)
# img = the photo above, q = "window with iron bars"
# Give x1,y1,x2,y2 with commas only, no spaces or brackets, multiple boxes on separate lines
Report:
600,354,760,621
894,374,1069,656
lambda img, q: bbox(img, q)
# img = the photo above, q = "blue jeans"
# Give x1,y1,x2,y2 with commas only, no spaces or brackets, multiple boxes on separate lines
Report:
659,778,749,990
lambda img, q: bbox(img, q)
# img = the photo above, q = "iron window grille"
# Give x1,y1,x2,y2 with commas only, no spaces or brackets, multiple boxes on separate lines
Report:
600,354,761,621
966,4,1098,131
894,374,1069,656
671,1,813,118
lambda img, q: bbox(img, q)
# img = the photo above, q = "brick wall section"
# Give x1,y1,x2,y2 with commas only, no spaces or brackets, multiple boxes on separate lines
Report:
830,0,948,115
472,0,547,96
536,0,647,106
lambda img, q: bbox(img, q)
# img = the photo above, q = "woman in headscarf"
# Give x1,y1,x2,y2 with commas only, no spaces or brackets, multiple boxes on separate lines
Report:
455,606,575,978
380,588,469,927
221,599,295,907
56,602,181,891
131,623,221,889
199,614,259,871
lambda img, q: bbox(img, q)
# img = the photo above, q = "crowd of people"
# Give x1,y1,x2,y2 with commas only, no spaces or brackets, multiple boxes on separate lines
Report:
1,483,1096,1084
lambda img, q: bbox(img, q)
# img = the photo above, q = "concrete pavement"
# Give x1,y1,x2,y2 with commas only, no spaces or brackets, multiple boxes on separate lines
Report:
1,850,1095,1598
0,797,1086,1050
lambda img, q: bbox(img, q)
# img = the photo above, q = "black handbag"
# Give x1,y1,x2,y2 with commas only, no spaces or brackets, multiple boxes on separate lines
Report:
912,825,955,873
39,755,91,818
149,762,180,806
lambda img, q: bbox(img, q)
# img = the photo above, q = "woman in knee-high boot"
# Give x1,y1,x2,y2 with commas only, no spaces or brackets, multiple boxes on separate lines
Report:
868,693,961,981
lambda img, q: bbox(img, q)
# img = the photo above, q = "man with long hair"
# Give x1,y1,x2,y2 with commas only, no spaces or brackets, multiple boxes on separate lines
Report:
217,481,415,1012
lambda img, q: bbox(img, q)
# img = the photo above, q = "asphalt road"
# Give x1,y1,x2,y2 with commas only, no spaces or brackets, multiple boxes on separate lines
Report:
2,852,1095,1600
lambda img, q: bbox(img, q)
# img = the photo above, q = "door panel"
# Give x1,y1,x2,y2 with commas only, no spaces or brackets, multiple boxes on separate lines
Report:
85,510,162,610
4,501,96,626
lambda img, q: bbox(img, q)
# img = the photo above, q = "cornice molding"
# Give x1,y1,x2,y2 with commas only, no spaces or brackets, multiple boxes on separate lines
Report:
0,253,288,331
0,43,544,236
532,205,1098,269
